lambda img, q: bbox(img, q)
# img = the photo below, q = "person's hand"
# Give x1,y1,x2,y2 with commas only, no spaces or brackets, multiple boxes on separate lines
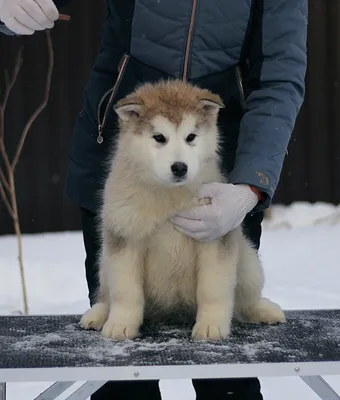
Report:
0,0,59,35
170,183,259,241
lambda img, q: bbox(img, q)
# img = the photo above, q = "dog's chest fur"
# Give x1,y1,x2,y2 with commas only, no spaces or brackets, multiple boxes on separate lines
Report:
144,220,198,315
143,171,224,317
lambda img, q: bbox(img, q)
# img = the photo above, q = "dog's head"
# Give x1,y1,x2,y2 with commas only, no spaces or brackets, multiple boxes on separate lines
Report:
113,80,224,187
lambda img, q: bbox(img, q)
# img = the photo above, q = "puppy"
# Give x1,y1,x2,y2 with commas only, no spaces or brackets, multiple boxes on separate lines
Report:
80,79,285,341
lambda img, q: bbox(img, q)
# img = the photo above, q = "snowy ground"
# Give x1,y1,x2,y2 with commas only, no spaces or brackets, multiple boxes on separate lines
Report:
1,201,340,399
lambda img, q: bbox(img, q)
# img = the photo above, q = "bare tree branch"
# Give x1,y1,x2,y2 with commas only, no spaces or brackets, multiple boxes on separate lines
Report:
0,180,14,219
0,48,23,116
0,130,11,176
0,30,55,315
0,168,10,193
0,48,23,176
12,32,54,170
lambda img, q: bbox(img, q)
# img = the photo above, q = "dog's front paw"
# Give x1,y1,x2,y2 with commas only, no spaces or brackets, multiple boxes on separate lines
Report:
101,319,140,340
80,303,109,331
191,321,230,341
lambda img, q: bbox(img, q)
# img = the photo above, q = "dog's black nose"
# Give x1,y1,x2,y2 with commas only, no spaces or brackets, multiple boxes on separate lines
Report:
171,162,188,178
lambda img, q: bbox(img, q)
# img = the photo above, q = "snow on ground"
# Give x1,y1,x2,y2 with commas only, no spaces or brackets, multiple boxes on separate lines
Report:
1,201,340,399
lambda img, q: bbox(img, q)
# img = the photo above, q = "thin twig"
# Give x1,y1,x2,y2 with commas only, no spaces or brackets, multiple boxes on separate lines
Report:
0,48,23,175
0,48,23,114
0,38,27,316
8,171,28,315
0,136,11,176
12,32,54,170
0,26,54,316
59,14,71,21
0,168,10,193
0,180,14,219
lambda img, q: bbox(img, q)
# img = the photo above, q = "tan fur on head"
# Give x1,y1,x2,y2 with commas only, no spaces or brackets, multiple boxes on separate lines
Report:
114,79,225,131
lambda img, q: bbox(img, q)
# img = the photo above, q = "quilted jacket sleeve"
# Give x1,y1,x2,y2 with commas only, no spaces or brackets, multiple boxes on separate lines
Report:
227,0,308,211
0,23,16,35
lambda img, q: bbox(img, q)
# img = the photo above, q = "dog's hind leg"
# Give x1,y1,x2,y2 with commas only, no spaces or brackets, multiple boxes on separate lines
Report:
242,297,286,324
233,233,286,324
101,243,145,340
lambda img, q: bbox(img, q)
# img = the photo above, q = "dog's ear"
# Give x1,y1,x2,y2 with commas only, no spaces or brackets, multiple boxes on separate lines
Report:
199,94,225,115
114,98,143,121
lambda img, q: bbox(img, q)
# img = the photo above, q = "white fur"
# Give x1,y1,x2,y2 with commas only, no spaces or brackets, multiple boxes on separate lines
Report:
80,83,286,341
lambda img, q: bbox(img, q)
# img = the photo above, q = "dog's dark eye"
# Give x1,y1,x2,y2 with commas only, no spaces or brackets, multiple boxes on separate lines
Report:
186,133,196,143
153,134,167,144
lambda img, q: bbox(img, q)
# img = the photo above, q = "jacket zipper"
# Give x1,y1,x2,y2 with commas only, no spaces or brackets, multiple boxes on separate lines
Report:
236,65,245,106
182,0,197,81
96,53,130,144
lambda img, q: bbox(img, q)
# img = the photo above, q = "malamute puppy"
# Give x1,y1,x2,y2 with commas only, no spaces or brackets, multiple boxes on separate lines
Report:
80,80,285,341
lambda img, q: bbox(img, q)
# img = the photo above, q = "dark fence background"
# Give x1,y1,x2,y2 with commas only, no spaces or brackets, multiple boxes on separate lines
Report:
0,0,339,235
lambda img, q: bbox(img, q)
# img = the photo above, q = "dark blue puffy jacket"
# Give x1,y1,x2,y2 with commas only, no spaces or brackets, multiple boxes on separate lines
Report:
0,0,308,213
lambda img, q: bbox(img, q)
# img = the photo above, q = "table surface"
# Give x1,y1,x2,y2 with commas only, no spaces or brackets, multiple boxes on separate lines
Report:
1,309,340,370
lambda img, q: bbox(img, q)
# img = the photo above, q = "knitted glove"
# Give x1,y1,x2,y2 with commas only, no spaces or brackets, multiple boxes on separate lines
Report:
170,183,260,241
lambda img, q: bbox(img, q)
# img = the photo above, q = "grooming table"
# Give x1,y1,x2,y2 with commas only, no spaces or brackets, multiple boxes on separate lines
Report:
1,309,340,399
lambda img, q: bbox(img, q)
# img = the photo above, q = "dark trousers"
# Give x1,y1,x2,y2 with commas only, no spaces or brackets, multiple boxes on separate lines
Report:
80,207,264,400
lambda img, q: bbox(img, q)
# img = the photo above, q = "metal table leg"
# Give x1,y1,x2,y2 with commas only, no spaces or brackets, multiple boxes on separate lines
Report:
301,376,340,400
65,381,106,400
0,383,6,400
34,382,76,400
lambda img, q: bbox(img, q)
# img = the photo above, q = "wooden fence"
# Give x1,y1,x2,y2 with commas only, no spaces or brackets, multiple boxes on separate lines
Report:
0,0,339,235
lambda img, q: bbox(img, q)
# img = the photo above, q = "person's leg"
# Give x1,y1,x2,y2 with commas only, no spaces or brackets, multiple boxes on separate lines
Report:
192,377,263,400
79,207,162,400
80,207,101,306
192,211,264,400
91,381,163,400
242,211,264,252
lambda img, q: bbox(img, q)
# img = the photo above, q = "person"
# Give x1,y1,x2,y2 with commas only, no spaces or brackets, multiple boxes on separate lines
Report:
0,0,308,398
